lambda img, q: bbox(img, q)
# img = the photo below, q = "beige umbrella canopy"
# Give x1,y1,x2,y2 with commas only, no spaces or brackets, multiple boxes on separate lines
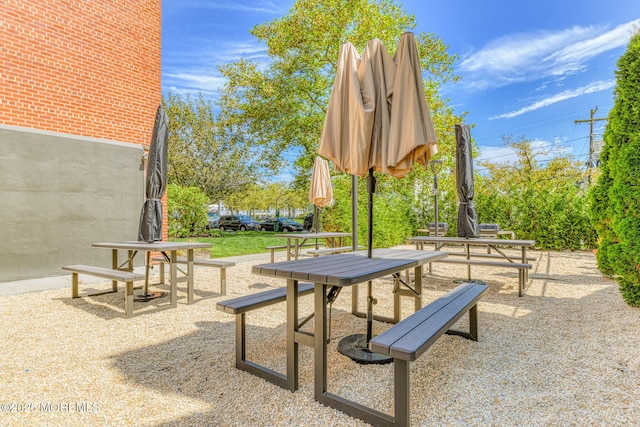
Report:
308,156,334,232
319,33,437,179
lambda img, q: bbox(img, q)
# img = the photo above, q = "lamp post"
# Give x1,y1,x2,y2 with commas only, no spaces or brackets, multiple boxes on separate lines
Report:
429,159,443,237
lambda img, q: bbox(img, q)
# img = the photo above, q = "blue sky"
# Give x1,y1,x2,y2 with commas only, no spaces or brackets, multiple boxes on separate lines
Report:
162,0,639,174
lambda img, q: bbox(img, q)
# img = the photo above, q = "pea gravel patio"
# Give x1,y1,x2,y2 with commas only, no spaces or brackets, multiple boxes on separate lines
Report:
1,247,638,426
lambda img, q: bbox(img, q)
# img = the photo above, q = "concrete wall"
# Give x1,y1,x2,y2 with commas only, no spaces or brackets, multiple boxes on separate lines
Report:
0,126,145,282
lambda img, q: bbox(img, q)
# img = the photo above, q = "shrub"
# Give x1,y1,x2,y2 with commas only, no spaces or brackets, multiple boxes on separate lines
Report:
588,30,640,306
167,184,209,238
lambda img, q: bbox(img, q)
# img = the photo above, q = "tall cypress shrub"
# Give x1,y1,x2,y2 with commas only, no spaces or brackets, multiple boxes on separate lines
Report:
588,29,640,306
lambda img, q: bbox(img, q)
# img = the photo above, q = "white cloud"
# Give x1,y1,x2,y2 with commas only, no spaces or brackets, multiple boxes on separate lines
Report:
490,79,616,119
163,39,272,96
459,19,638,91
164,72,227,92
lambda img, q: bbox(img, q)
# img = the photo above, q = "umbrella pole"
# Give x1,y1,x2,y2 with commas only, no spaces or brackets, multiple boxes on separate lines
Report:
314,205,319,233
366,168,375,258
337,169,391,364
144,251,150,294
351,175,358,250
134,249,164,302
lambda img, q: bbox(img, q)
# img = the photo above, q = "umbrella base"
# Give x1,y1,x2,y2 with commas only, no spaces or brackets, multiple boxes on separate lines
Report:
337,333,393,365
134,291,166,302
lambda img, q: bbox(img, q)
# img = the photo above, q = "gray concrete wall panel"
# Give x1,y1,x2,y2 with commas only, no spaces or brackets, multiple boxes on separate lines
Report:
0,125,145,281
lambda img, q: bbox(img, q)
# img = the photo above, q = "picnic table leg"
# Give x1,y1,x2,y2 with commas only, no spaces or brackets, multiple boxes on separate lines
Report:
186,249,194,304
351,284,359,315
314,283,328,399
111,249,118,292
466,243,472,280
286,239,292,261
169,249,178,308
519,247,529,297
414,265,423,312
394,359,410,427
286,279,300,391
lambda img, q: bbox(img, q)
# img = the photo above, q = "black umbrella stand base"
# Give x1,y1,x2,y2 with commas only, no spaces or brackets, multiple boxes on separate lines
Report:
337,334,393,365
134,291,166,302
453,278,486,285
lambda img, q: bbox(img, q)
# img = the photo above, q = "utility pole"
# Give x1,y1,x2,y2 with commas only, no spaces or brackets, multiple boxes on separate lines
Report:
575,107,608,186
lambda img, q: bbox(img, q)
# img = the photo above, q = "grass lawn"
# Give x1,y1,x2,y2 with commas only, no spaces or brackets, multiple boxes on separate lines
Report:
174,231,285,258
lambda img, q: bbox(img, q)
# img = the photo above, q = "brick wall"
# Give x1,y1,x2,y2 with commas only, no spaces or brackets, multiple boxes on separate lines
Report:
0,0,161,145
0,0,166,281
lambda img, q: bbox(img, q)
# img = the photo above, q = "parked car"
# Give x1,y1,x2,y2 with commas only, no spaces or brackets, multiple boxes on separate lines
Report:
303,212,314,231
206,212,219,229
259,217,304,232
218,214,259,231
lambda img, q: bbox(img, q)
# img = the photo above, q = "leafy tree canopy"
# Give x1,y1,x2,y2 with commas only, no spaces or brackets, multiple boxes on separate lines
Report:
217,0,463,189
163,92,262,203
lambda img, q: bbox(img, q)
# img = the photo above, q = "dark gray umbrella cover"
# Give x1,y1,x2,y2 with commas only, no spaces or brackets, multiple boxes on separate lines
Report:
456,124,478,237
138,104,168,242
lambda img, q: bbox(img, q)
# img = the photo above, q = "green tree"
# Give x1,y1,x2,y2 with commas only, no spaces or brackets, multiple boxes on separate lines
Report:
588,29,640,306
217,0,462,187
163,92,260,202
475,136,595,250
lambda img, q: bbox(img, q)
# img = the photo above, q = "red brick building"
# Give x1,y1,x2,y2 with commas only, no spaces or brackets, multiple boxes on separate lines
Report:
0,0,163,281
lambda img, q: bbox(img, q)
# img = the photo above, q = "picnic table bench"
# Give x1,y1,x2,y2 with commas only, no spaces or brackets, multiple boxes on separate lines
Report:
306,245,363,257
62,264,145,318
266,243,316,263
152,256,235,295
360,282,489,426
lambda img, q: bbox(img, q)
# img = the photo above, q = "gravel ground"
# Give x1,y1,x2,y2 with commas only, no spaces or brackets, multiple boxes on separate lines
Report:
1,247,639,426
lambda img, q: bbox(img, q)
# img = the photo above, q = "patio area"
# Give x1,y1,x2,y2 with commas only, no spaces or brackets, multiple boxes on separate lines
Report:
1,247,639,426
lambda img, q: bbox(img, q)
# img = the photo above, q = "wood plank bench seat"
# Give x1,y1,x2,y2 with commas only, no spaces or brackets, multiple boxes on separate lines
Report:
266,243,316,263
443,252,536,262
62,265,145,318
434,258,532,296
216,282,315,389
152,256,235,295
342,282,488,426
306,245,363,257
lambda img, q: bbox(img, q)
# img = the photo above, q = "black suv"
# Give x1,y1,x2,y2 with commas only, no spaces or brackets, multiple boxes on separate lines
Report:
218,214,259,231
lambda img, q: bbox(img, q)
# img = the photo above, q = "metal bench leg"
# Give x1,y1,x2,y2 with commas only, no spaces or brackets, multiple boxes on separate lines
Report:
71,272,79,298
220,267,227,295
394,359,410,427
236,313,246,366
124,281,134,318
469,304,478,341
446,304,478,341
518,269,524,297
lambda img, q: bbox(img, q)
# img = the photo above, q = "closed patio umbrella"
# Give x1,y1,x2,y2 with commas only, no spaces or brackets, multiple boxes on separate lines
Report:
308,156,334,233
455,124,478,238
320,33,438,363
137,104,168,301
139,104,168,243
